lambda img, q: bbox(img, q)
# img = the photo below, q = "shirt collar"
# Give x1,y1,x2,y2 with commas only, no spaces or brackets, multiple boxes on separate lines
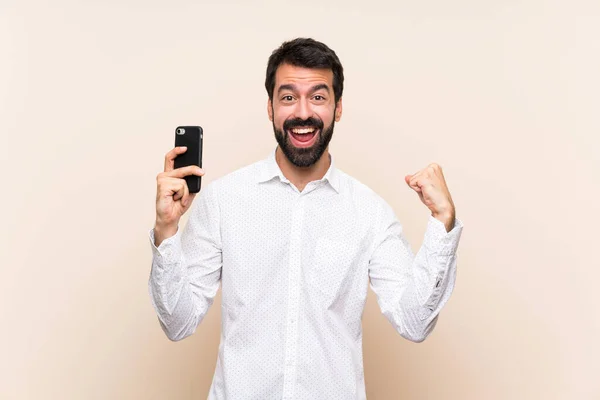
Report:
257,146,340,193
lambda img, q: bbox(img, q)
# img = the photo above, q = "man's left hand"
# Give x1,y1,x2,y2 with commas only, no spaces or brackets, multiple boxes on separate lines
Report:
405,163,456,232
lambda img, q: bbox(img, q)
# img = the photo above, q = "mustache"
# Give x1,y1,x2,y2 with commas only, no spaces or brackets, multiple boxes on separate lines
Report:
283,117,324,131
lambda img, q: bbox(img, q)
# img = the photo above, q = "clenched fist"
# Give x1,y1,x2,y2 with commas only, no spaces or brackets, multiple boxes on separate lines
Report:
405,163,456,232
154,146,205,246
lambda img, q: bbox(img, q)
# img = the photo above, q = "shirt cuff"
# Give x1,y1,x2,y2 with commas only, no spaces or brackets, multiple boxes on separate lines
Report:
423,215,464,255
148,226,182,265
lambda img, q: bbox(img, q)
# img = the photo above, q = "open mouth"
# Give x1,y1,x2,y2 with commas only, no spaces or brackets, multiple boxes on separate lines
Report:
287,126,319,147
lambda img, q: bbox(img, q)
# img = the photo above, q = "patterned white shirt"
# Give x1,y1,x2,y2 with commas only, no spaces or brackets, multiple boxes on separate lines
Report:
148,147,464,399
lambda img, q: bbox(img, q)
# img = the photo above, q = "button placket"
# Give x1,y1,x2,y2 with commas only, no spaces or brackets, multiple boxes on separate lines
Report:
282,195,304,399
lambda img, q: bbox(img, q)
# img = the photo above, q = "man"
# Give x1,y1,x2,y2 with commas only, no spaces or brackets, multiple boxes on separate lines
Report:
149,38,463,400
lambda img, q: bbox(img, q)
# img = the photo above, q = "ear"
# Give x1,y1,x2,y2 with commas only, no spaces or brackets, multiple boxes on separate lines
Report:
267,98,273,121
334,97,343,122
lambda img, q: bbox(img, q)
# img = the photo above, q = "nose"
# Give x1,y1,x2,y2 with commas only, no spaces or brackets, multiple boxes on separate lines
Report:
295,97,312,121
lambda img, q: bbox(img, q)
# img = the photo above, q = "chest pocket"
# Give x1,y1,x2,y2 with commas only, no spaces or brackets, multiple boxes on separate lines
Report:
307,237,356,303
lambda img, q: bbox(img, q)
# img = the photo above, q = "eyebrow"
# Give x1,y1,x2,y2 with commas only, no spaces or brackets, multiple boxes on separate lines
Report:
277,83,331,95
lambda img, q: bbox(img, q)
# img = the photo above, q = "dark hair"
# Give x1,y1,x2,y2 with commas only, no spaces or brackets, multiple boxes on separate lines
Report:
265,38,344,102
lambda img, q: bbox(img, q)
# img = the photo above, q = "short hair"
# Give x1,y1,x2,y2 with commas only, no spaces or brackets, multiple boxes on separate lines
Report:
265,38,344,102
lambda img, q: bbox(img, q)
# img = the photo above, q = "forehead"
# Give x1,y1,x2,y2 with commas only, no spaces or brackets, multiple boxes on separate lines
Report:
274,63,333,91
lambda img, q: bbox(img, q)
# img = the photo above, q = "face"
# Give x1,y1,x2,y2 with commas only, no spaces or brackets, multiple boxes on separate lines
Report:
268,63,342,167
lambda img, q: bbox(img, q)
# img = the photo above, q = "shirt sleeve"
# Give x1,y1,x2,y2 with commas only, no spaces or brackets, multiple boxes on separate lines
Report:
368,203,463,343
147,181,223,341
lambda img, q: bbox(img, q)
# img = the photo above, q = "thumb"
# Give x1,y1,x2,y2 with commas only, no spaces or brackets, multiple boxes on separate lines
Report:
405,175,412,185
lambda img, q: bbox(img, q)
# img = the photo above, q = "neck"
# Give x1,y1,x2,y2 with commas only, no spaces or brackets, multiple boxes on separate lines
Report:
275,146,331,192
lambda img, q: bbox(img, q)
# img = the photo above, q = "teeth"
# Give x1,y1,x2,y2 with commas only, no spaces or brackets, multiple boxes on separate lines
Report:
290,128,315,134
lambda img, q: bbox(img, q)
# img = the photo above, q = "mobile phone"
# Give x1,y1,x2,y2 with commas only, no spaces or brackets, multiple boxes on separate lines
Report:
174,125,203,193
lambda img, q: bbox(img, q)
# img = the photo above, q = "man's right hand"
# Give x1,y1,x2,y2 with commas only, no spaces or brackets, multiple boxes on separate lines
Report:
154,146,205,246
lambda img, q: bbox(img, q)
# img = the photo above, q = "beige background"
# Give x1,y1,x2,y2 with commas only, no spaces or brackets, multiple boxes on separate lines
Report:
1,0,598,399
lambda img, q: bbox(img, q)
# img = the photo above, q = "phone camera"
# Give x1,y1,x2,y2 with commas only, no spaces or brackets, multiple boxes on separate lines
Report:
176,128,185,135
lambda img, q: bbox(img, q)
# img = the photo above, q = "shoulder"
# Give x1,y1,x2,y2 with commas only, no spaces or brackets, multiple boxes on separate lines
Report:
335,168,396,223
337,169,389,207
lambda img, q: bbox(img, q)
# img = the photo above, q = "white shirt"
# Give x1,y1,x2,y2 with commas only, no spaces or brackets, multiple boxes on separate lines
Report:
148,147,464,400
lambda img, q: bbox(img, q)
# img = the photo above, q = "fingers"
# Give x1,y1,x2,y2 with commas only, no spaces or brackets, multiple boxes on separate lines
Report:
157,176,186,201
406,163,443,192
177,176,190,204
164,146,188,172
162,165,205,180
156,166,204,205
406,172,423,192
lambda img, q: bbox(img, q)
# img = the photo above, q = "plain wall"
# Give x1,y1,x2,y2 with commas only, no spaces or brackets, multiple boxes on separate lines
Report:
1,0,598,398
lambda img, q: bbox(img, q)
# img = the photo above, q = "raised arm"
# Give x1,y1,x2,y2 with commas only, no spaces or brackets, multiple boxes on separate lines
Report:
147,146,222,341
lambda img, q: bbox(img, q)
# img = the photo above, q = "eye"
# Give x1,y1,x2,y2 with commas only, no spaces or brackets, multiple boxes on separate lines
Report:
313,95,326,101
282,95,294,102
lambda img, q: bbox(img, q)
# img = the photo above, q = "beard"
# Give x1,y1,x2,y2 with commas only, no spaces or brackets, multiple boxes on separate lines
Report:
272,110,335,168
